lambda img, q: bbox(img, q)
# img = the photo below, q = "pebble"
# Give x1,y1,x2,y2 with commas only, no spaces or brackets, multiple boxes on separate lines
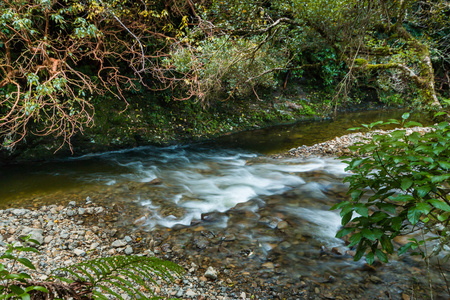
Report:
124,246,133,255
73,249,86,257
205,266,218,280
185,289,196,297
111,239,127,247
277,221,289,230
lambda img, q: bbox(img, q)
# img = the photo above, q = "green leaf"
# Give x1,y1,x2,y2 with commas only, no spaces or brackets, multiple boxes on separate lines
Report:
398,242,416,256
431,174,450,183
404,121,423,128
53,255,184,299
361,228,376,241
341,211,353,226
434,111,447,117
353,244,366,261
437,213,449,222
349,233,362,247
24,286,48,293
17,273,32,280
427,199,450,212
376,203,397,214
369,120,383,129
0,253,15,260
391,130,406,139
330,201,350,211
20,247,39,254
365,251,374,265
437,161,450,170
375,249,388,263
25,238,40,246
436,121,449,130
401,178,413,191
391,217,403,231
20,294,30,300
402,112,410,120
416,186,432,197
391,194,414,202
335,227,355,238
416,202,431,215
17,258,35,270
354,204,369,217
350,189,363,201
9,285,24,295
380,235,394,254
407,207,421,225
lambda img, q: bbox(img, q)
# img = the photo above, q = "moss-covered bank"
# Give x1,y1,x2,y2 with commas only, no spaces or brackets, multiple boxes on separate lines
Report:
0,84,397,164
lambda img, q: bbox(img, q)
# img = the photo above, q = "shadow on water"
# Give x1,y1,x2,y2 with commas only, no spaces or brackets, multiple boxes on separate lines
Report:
211,108,431,154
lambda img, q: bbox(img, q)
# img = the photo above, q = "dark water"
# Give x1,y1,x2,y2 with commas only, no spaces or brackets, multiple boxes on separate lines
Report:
212,108,422,154
0,109,446,298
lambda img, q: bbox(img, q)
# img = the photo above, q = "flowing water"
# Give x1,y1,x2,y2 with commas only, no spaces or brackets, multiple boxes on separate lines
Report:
0,109,447,298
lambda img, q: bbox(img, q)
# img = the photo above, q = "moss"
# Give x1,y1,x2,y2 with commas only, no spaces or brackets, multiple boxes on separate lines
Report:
354,59,368,66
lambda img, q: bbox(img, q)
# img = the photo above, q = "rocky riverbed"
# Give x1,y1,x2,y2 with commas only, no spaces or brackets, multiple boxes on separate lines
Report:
0,203,248,299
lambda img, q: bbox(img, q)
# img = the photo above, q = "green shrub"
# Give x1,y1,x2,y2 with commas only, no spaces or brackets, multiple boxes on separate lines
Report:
165,35,288,103
333,113,450,264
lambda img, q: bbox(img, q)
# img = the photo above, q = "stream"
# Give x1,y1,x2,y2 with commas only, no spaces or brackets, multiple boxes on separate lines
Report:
0,109,448,299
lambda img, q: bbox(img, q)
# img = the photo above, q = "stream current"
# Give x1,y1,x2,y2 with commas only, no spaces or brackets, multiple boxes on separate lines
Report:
0,109,447,299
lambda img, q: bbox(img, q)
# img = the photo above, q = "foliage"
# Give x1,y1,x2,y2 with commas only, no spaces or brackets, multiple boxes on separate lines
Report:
0,236,183,299
165,35,288,103
53,256,184,300
0,236,48,300
1,0,449,151
199,0,449,107
333,112,450,265
0,0,191,149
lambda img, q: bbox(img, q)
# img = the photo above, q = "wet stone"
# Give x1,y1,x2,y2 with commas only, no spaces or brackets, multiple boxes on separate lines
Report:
277,221,289,230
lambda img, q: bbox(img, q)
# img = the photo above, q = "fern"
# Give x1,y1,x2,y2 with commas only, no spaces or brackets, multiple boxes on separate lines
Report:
52,255,185,300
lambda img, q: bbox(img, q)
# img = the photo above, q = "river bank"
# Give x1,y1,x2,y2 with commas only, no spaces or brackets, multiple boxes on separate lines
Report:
280,126,434,159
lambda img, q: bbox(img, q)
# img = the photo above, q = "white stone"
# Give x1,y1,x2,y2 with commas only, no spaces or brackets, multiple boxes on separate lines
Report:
111,239,127,248
44,236,53,244
204,266,218,280
124,246,133,255
73,249,86,257
90,242,100,250
12,209,29,216
185,289,197,297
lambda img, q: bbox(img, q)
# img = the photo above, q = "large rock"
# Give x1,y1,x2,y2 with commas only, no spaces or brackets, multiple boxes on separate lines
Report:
20,227,44,245
12,209,29,216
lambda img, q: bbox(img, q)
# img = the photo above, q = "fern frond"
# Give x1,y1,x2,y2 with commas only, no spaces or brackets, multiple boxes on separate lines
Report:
52,255,184,299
